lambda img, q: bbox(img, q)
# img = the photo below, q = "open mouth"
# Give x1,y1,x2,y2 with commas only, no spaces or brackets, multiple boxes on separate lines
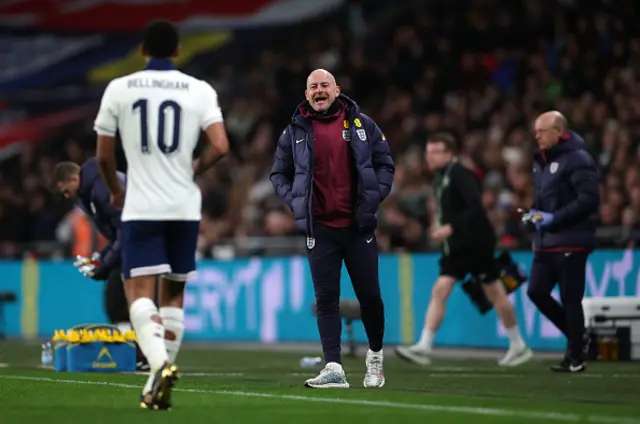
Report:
314,96,328,103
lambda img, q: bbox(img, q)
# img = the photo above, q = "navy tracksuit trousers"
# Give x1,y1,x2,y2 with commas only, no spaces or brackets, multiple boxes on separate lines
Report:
527,251,589,360
307,224,385,364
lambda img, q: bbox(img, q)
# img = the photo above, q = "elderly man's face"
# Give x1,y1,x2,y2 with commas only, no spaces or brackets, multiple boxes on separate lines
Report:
534,118,562,150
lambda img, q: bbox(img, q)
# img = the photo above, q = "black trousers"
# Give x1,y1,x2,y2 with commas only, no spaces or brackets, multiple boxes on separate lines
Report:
527,251,589,359
307,224,385,364
104,266,129,324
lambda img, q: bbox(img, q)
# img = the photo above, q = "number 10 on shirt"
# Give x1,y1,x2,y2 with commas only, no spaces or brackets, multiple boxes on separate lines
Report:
132,98,182,154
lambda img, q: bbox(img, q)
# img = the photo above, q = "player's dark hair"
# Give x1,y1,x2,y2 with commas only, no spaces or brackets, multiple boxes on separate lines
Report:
427,132,458,153
53,162,81,183
142,20,179,59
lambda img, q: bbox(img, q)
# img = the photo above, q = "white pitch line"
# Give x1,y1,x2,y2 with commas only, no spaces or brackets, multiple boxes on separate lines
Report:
0,375,638,424
183,372,245,377
185,371,637,379
5,362,639,379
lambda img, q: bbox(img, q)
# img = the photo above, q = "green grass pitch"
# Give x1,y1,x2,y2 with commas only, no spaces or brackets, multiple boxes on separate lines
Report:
0,341,639,424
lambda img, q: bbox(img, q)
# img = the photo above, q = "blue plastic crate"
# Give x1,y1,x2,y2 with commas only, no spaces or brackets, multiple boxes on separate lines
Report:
66,341,136,372
52,323,137,373
53,341,68,371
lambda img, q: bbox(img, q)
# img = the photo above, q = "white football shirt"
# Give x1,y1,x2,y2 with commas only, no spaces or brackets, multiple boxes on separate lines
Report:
94,69,223,221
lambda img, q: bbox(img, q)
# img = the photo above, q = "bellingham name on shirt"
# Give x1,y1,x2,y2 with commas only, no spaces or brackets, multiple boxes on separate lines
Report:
128,78,189,90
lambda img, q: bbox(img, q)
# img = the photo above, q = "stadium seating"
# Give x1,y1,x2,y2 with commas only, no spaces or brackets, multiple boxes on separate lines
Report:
0,0,638,259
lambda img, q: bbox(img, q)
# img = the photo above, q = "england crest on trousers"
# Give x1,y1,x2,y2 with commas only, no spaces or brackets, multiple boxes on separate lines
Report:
356,129,367,141
306,236,315,249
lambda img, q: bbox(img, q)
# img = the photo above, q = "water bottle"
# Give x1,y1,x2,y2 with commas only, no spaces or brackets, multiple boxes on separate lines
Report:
299,356,322,368
41,342,53,367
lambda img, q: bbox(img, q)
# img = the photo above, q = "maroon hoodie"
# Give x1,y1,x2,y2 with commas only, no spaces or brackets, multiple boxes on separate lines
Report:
301,100,356,228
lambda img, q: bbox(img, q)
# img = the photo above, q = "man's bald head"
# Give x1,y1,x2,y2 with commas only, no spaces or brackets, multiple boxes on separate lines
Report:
538,111,567,131
534,110,568,150
305,68,340,112
307,69,336,87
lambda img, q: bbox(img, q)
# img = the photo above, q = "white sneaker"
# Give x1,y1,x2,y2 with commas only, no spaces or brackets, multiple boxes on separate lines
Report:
363,349,385,388
498,346,533,367
304,362,350,389
394,344,432,366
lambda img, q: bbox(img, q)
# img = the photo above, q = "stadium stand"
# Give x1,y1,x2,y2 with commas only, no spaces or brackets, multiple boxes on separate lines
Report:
0,0,639,259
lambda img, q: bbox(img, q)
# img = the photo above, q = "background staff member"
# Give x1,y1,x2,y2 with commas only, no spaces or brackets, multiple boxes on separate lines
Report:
53,158,149,371
396,133,531,367
525,111,600,373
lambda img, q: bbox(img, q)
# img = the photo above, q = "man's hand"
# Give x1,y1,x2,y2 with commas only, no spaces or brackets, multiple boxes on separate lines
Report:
89,266,110,281
529,209,554,230
74,253,103,279
110,188,125,210
431,224,453,242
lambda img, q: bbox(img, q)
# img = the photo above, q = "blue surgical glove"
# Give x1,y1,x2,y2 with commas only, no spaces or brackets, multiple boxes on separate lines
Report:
530,209,554,229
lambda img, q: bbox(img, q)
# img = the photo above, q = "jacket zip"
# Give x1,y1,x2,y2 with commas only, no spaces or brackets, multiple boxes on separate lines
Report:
350,122,364,229
535,160,545,249
305,134,315,237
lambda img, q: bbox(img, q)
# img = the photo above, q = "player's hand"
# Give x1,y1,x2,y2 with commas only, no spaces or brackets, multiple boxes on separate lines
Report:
431,224,453,242
110,190,125,210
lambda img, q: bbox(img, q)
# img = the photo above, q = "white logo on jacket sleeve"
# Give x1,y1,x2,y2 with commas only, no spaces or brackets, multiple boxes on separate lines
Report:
549,162,558,174
356,129,367,141
342,130,350,141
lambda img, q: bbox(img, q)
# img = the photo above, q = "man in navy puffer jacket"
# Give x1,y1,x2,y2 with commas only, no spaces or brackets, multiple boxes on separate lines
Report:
526,111,600,373
270,69,394,389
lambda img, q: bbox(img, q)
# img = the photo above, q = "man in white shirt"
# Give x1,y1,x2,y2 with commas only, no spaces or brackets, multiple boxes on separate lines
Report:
94,20,229,411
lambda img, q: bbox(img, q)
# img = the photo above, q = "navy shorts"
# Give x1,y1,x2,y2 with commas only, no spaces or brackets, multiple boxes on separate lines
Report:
122,220,199,281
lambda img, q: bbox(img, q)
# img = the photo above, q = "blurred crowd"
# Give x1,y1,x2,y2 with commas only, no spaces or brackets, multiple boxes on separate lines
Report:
1,0,639,258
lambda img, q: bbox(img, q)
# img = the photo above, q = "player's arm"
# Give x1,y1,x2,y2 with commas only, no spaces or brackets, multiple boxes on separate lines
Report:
94,81,124,201
195,83,229,176
449,166,486,232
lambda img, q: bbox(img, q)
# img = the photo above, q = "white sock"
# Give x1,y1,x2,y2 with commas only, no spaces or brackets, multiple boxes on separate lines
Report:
506,326,525,350
142,308,184,395
160,307,184,363
143,375,154,395
129,297,169,372
418,328,434,351
114,322,132,333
